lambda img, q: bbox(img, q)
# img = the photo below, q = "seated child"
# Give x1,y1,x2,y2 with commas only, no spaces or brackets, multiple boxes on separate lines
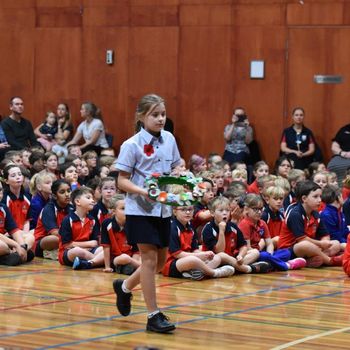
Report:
320,185,349,250
278,180,343,267
59,162,79,190
231,169,248,185
223,187,246,225
261,186,285,248
33,179,72,260
202,196,268,273
283,169,305,211
247,161,269,194
101,194,140,275
163,203,236,280
192,178,214,243
58,187,104,269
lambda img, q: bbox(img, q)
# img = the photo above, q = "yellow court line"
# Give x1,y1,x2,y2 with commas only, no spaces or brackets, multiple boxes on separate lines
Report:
271,326,350,350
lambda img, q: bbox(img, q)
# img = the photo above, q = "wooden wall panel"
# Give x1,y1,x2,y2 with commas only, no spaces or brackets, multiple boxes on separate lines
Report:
36,0,82,7
287,2,344,25
33,28,82,127
0,29,35,120
130,6,179,26
83,4,130,26
36,7,82,27
0,8,36,27
180,5,232,26
128,27,179,135
233,26,287,166
287,28,350,162
81,28,129,148
177,26,232,161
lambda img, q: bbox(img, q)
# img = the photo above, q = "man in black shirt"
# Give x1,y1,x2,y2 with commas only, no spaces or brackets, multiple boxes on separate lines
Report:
1,97,39,151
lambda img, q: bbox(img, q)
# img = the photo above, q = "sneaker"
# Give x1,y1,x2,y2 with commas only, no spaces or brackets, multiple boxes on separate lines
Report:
182,269,205,281
113,279,132,316
43,249,58,261
306,256,324,268
213,265,235,278
330,254,343,266
287,258,307,270
72,257,92,270
250,261,273,273
146,312,176,333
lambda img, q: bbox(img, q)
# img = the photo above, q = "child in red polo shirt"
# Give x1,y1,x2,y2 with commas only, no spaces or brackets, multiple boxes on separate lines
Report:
2,164,33,249
101,194,140,275
202,196,271,273
163,202,235,280
247,161,269,194
90,176,117,226
58,186,104,269
33,179,72,260
278,180,342,267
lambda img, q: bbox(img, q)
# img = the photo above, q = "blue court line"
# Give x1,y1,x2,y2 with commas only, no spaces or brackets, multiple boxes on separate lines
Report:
0,269,56,280
36,287,350,350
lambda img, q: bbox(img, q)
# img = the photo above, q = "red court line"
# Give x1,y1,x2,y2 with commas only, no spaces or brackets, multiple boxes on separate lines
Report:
1,280,186,312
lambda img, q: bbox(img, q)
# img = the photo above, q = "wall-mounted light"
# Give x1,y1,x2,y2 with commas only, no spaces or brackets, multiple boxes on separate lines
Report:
250,60,265,79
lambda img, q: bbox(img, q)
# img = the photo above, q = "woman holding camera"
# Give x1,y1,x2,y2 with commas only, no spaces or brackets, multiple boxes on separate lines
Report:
280,107,315,170
223,107,253,165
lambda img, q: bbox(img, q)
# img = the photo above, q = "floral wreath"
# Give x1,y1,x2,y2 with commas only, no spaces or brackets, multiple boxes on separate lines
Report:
144,173,206,206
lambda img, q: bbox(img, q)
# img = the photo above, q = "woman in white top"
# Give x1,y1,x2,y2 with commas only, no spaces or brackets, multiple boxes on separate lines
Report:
67,102,108,154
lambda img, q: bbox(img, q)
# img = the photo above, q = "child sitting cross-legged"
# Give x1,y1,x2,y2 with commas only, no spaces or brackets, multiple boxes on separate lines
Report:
202,196,269,273
162,196,235,280
58,186,104,270
101,194,141,275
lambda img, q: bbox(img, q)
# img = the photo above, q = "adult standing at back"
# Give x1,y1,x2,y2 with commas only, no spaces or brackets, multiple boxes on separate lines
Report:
66,101,108,154
280,107,316,170
223,107,253,165
1,97,39,151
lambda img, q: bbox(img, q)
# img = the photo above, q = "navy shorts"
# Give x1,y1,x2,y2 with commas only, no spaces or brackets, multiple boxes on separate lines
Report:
125,215,171,248
168,259,182,278
62,246,99,266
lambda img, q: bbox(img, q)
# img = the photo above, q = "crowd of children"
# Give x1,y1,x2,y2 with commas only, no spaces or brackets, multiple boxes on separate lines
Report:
1,94,350,334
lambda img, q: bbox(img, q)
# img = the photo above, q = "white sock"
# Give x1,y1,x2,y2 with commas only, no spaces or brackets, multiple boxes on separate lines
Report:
122,280,131,294
148,309,160,319
246,266,252,273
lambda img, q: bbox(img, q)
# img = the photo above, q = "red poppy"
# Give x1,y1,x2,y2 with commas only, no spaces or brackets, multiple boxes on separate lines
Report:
144,144,154,156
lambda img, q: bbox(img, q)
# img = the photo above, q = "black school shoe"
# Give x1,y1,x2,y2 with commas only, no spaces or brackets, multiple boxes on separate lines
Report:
113,279,132,316
0,252,22,266
250,261,273,273
146,312,176,333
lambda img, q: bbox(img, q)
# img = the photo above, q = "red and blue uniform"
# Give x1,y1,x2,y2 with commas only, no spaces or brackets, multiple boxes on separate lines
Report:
100,217,134,260
202,219,247,256
278,202,328,249
58,212,99,265
2,190,31,230
162,218,199,277
261,206,284,238
90,200,110,226
33,200,73,255
238,218,270,250
0,203,19,235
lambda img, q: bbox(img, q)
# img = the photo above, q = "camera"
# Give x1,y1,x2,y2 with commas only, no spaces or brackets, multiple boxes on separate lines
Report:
236,114,247,123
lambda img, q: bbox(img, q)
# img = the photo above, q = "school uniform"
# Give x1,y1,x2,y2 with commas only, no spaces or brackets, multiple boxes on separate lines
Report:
247,180,259,194
33,200,73,256
343,235,350,276
162,218,199,277
90,200,110,226
115,127,181,247
278,202,328,250
261,206,284,238
202,219,247,256
0,203,20,235
192,202,210,241
2,190,31,230
58,212,99,266
100,217,134,262
238,218,270,250
320,204,349,244
283,191,296,212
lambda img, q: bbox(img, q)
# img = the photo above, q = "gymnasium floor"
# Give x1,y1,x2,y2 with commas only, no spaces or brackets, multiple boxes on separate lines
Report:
1,259,350,349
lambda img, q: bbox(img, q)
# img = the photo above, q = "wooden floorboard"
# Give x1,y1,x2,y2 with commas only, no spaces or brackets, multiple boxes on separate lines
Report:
1,259,350,349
